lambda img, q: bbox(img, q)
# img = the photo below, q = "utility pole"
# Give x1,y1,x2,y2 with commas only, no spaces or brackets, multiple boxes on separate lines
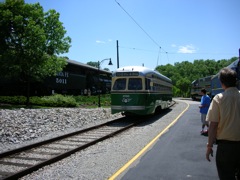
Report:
116,40,119,68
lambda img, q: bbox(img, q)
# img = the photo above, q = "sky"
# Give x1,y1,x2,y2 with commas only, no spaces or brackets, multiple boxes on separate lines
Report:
24,0,239,71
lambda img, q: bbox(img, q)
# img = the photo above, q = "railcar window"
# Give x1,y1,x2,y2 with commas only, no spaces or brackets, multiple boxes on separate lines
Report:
113,78,126,90
145,78,151,90
128,78,142,90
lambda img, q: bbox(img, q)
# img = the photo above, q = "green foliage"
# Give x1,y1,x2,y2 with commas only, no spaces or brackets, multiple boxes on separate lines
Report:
74,94,111,106
155,57,238,97
86,61,111,72
0,94,111,108
0,94,77,107
0,96,26,105
87,61,99,68
38,94,77,107
103,68,110,71
0,0,71,105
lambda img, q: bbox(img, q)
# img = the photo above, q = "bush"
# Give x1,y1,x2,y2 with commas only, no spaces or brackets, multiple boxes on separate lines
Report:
0,94,78,107
40,94,78,107
74,94,111,107
0,94,111,108
0,96,26,105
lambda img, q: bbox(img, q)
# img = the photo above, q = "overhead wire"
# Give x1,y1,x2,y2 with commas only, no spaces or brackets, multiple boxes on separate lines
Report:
114,0,168,66
114,0,237,66
115,0,160,49
119,46,159,53
119,46,237,56
156,47,161,67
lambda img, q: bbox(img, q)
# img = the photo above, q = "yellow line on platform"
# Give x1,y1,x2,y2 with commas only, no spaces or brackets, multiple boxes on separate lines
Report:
108,101,189,180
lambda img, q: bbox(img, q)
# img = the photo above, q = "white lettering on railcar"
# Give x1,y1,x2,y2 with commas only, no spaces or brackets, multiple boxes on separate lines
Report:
56,71,68,84
57,71,69,77
56,78,67,84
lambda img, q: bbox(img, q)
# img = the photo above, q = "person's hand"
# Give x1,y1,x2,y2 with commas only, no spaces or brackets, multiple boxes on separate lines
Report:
206,147,213,161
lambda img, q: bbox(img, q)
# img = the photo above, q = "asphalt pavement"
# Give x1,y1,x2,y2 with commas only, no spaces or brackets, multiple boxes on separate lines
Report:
120,101,219,180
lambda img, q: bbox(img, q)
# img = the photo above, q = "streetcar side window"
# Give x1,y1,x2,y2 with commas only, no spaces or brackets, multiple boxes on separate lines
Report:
145,78,151,90
128,78,142,90
113,78,126,90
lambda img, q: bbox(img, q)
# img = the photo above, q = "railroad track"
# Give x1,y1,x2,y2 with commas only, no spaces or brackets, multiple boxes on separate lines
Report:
0,117,142,180
0,101,176,180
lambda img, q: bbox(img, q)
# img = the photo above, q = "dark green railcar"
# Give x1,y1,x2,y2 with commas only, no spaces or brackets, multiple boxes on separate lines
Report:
111,66,173,115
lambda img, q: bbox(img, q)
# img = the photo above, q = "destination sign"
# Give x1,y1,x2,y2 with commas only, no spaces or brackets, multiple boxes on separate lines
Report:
116,72,139,76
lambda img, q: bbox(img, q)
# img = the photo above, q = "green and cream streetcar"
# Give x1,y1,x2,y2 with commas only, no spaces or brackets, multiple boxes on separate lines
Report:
111,66,173,115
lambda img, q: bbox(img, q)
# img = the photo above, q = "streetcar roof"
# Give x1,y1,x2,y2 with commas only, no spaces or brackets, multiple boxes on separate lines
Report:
113,66,172,82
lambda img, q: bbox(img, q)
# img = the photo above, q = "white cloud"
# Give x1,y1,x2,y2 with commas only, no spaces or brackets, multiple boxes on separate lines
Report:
178,44,196,53
96,39,113,44
96,40,105,44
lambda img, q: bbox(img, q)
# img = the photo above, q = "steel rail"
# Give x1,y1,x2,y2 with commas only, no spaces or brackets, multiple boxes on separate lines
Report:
0,117,137,180
0,101,176,180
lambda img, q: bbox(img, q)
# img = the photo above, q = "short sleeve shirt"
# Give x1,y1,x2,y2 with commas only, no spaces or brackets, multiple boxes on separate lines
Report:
200,95,211,114
206,87,240,141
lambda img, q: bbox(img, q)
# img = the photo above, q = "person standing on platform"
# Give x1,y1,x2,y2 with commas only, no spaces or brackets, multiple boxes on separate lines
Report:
199,88,211,134
206,67,240,180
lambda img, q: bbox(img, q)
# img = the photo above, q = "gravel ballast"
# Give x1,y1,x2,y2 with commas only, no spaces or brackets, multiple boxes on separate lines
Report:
0,99,191,179
0,108,122,152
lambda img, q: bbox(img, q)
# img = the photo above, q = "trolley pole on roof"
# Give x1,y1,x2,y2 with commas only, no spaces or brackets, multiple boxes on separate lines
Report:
98,58,113,107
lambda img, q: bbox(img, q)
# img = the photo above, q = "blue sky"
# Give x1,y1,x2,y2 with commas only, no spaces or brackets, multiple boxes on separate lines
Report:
25,0,239,71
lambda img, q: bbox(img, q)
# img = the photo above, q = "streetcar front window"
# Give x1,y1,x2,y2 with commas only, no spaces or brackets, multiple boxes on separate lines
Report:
128,78,142,90
113,78,126,90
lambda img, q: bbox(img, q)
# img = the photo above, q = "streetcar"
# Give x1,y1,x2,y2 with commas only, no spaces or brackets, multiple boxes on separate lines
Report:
111,66,173,115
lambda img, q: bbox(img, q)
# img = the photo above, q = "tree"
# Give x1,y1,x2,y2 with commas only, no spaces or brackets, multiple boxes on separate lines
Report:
103,68,110,71
87,61,98,68
176,77,191,97
155,57,237,97
0,0,71,105
87,61,111,72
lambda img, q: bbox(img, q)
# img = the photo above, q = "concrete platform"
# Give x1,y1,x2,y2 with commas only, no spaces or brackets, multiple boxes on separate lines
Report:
119,102,218,180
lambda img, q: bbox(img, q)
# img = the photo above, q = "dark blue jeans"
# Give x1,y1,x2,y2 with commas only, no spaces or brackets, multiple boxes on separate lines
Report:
216,141,240,180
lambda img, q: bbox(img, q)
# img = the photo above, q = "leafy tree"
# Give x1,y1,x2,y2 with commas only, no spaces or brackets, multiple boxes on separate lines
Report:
155,57,238,97
86,61,111,71
176,77,191,97
87,61,98,68
103,68,110,71
0,0,71,105
156,63,175,78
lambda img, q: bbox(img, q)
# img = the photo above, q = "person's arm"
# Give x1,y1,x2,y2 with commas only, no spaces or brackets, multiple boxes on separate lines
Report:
199,96,209,108
206,121,218,162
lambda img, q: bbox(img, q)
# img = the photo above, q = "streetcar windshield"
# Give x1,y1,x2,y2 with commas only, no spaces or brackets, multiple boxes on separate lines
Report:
113,78,126,90
128,78,142,90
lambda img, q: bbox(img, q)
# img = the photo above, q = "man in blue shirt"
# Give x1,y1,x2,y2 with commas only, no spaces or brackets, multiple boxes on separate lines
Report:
199,88,211,134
